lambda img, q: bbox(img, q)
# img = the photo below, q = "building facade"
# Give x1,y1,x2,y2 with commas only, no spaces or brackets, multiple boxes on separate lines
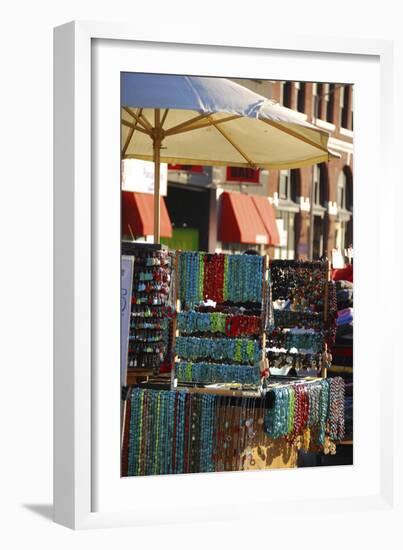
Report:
229,79,353,260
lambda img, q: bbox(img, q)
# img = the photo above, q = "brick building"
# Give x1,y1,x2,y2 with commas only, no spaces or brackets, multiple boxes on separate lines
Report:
230,79,354,260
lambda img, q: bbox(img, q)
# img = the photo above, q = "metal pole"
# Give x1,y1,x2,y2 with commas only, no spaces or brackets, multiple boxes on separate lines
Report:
153,109,161,244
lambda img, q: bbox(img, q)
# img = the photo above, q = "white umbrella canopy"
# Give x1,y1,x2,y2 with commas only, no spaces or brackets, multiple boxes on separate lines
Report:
121,73,336,241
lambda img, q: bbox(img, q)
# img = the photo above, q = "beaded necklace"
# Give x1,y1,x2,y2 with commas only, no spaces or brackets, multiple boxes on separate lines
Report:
179,393,187,470
223,255,229,301
198,253,205,303
179,361,261,386
127,388,138,476
317,381,330,446
328,377,345,441
176,336,260,363
121,393,132,477
124,379,345,477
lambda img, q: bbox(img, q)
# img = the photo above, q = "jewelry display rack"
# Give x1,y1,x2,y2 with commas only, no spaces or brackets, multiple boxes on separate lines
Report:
267,259,333,381
121,241,177,387
121,255,335,394
171,252,270,397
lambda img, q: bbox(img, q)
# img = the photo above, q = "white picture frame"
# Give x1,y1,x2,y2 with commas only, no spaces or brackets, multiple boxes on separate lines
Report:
54,21,397,530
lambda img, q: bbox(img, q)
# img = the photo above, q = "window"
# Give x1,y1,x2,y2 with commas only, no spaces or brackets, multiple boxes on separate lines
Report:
274,211,296,260
326,83,335,123
278,170,299,202
312,166,322,205
346,172,353,212
297,82,306,113
341,85,351,129
316,83,323,119
312,164,329,259
279,170,289,200
278,170,298,202
336,167,353,251
314,180,320,205
275,169,300,259
337,167,353,212
283,81,292,108
337,175,346,210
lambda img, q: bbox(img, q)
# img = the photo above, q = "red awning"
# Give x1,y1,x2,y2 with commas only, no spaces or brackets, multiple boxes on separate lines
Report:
218,191,269,245
122,191,173,238
251,195,280,246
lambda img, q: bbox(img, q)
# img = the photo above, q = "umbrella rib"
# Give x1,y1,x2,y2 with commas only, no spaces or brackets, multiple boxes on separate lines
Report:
166,114,243,137
122,108,143,156
122,107,151,134
261,119,329,153
207,115,256,167
160,109,170,128
139,112,154,133
121,119,152,136
164,113,214,137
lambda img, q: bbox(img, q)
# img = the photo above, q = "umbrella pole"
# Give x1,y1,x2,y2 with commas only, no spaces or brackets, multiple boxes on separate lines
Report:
153,110,161,244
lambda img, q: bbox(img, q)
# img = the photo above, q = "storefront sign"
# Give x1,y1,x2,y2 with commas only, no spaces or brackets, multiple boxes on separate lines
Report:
226,166,260,184
121,255,134,386
168,164,204,173
121,159,168,196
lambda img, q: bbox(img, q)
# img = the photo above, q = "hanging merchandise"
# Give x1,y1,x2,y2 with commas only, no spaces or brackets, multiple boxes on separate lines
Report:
267,350,324,371
268,328,325,353
175,362,261,385
225,254,263,303
121,254,348,479
122,243,176,373
175,336,261,363
175,251,267,388
268,259,336,374
263,377,345,445
177,311,261,337
122,378,346,476
270,260,327,305
325,280,338,346
178,251,264,307
273,309,324,330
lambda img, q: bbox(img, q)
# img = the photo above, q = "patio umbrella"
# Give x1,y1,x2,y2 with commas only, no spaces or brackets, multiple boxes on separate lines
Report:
121,73,337,243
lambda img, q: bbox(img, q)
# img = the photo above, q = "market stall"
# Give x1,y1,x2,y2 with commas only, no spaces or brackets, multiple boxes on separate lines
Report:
121,246,345,476
119,73,345,476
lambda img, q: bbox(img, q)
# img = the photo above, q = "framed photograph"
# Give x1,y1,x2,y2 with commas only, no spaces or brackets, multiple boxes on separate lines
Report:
54,21,396,529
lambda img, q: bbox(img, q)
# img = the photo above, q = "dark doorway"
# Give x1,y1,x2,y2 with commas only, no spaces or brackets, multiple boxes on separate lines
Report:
162,184,216,252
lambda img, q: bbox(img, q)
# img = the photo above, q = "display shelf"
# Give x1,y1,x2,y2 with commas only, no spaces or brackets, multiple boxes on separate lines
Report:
173,251,268,390
122,241,168,253
122,243,176,374
126,369,155,386
267,259,335,379
171,385,261,398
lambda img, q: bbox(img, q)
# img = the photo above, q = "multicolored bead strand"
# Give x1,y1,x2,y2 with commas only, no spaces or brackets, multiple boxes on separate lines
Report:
175,362,261,385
